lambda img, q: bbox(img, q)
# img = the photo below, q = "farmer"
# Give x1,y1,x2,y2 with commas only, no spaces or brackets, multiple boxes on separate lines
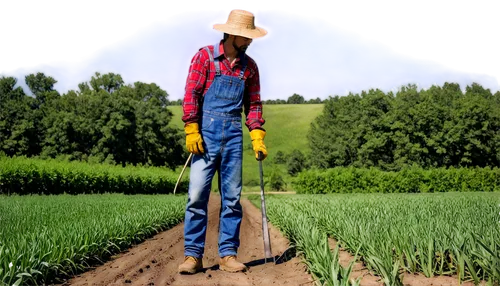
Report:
178,9,268,274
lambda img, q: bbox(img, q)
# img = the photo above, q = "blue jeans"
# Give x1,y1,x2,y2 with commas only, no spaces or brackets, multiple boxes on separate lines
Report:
183,111,243,258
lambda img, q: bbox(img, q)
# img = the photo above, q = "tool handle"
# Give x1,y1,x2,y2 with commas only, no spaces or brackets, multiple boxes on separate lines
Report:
173,153,193,194
258,151,274,263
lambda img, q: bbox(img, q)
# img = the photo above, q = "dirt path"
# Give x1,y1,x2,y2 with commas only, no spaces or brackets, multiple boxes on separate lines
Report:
63,194,314,286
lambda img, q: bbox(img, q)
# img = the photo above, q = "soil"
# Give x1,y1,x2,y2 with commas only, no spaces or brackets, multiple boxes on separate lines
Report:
62,194,314,286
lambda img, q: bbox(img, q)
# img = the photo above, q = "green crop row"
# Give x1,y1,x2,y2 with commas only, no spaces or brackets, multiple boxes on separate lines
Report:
0,156,188,195
261,193,500,285
294,166,500,194
0,194,186,286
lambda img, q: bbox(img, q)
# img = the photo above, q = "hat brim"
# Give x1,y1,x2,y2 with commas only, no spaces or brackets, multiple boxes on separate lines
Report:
213,24,267,39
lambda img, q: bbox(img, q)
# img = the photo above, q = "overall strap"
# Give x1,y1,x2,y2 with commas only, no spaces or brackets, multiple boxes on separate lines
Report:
214,61,221,76
203,45,221,76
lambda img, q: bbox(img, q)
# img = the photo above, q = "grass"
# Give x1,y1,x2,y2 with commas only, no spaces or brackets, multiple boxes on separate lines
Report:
252,192,500,285
168,104,324,189
0,194,186,285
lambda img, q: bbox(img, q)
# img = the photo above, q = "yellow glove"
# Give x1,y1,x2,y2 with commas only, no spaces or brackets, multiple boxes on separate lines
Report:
184,123,204,155
250,129,267,161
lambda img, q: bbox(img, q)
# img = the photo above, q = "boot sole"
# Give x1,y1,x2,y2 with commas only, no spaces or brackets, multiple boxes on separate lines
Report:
219,265,247,273
178,269,200,274
178,266,202,274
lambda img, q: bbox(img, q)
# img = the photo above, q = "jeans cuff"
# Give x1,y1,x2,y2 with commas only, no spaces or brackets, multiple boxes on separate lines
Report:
184,251,203,259
219,250,237,258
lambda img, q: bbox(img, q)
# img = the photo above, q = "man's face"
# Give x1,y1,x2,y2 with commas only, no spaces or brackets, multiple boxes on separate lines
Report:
232,36,253,53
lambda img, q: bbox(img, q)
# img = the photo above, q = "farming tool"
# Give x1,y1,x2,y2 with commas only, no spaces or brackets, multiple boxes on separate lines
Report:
257,152,295,265
258,151,275,263
174,153,193,194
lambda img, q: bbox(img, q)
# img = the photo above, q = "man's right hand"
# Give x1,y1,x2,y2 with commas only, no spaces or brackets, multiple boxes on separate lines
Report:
185,123,204,155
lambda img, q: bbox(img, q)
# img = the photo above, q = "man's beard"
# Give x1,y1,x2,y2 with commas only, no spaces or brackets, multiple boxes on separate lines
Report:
233,42,249,53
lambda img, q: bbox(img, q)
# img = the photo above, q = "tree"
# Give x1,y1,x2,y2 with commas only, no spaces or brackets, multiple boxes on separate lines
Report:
307,97,322,104
269,169,285,191
273,150,286,164
287,149,308,176
287,93,305,104
89,72,124,94
0,76,40,156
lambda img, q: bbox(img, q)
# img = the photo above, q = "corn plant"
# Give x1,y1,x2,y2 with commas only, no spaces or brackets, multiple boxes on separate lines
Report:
0,194,186,285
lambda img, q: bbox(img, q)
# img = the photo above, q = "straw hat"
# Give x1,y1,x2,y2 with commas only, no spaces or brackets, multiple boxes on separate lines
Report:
213,10,267,39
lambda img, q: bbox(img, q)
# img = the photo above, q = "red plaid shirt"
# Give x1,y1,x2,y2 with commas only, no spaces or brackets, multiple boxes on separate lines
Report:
182,41,265,131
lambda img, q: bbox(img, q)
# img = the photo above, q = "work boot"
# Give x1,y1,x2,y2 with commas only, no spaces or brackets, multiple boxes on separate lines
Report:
219,255,247,272
178,256,203,274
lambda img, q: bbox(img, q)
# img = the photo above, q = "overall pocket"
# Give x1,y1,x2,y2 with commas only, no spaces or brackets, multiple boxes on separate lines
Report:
201,116,214,131
214,75,244,101
228,119,243,141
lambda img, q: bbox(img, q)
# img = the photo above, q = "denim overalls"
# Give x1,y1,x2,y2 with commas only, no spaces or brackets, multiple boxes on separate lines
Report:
184,44,248,258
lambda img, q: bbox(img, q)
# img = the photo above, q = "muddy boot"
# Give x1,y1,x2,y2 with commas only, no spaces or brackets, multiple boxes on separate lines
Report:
178,256,203,274
219,255,247,272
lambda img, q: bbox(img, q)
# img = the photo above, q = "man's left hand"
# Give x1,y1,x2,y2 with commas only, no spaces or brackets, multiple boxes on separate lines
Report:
250,129,267,161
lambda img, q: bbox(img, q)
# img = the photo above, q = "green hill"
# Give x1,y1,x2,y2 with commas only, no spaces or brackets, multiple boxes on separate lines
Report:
168,104,324,191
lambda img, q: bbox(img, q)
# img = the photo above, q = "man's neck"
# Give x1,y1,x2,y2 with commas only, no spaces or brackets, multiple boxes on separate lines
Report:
223,40,238,59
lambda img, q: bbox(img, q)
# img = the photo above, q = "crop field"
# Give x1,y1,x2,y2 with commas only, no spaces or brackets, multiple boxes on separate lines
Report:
2,103,499,285
254,192,500,285
0,194,186,285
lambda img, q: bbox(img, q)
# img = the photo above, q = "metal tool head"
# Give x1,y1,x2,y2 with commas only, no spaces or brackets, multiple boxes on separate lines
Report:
275,246,296,264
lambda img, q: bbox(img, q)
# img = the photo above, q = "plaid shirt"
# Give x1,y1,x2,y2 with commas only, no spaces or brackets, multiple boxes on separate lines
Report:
182,41,265,131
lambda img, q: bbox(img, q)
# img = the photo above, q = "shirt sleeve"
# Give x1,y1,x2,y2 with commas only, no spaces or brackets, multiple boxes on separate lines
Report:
182,49,209,125
244,62,266,131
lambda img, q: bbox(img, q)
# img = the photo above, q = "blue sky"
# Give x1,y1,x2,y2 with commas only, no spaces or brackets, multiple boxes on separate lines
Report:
1,10,500,99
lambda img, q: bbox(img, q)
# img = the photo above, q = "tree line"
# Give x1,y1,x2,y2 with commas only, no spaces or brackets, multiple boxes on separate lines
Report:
309,83,500,170
4,72,498,172
263,93,324,104
166,93,325,105
0,72,184,168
